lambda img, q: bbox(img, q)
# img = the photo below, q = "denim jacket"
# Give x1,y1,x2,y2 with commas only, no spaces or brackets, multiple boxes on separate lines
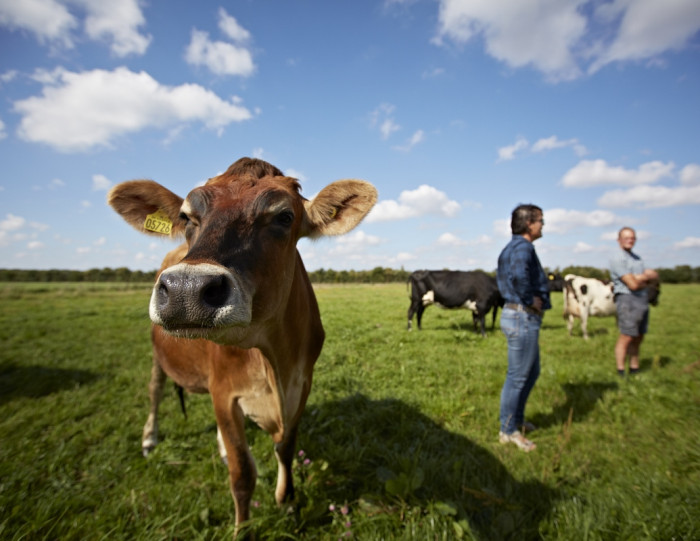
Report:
497,235,551,311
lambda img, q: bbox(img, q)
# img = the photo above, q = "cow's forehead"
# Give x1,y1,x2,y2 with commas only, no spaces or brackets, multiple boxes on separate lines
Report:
185,175,303,212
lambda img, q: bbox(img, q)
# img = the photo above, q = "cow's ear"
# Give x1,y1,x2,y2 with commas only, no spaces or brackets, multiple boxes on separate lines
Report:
108,180,186,238
303,180,377,238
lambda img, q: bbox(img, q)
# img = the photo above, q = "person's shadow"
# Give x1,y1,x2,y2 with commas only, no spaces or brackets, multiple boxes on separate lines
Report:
530,382,619,429
0,363,98,406
298,394,557,540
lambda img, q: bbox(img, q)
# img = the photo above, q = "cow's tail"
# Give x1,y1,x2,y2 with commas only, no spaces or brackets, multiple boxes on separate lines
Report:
175,383,187,419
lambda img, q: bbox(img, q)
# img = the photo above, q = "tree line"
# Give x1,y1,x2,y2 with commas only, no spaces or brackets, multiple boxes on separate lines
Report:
1,265,699,284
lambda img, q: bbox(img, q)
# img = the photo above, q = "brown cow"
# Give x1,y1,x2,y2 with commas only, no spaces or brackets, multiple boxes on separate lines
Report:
107,157,377,534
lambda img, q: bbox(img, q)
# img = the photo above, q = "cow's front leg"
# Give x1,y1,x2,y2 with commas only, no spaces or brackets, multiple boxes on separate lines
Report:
142,357,167,456
213,395,257,533
273,423,299,506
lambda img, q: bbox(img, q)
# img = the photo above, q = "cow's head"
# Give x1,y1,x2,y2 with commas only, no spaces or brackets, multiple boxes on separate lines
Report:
108,158,377,346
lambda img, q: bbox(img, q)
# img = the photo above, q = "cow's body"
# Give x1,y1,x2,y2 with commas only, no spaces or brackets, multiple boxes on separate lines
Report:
563,273,661,340
562,274,617,339
108,158,376,534
407,270,503,336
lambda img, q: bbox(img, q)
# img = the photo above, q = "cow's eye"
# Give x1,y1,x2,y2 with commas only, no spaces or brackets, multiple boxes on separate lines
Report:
275,210,294,227
179,212,190,224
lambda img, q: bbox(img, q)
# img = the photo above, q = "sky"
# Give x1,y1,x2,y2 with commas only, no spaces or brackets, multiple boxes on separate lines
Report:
1,0,699,274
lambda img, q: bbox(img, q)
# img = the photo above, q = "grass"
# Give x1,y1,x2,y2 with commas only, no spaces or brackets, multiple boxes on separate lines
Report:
0,282,698,540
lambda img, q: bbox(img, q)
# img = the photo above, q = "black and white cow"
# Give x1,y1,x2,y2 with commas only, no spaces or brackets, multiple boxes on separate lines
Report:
562,274,616,339
407,270,503,337
563,273,661,339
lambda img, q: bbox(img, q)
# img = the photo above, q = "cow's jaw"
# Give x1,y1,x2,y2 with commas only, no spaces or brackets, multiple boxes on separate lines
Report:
150,262,253,342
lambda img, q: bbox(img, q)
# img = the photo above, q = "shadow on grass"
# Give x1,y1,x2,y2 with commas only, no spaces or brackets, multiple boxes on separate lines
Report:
0,363,98,405
530,381,618,429
300,394,557,540
640,355,672,371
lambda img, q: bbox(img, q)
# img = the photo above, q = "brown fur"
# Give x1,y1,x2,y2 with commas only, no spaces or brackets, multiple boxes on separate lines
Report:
108,158,376,535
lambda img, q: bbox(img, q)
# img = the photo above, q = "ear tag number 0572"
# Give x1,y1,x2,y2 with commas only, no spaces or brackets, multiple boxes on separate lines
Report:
144,210,172,235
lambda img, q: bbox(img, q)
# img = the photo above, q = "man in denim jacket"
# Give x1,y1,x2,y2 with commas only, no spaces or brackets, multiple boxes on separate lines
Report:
496,204,551,452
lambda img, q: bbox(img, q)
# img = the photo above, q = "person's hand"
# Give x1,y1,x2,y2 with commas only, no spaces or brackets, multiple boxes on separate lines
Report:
643,269,659,281
531,296,543,312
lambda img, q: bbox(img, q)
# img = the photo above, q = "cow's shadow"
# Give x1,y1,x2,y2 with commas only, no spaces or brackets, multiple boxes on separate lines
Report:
298,394,556,540
529,381,618,429
0,363,98,406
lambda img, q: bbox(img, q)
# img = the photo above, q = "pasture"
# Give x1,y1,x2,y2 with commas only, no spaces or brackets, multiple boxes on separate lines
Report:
0,281,698,540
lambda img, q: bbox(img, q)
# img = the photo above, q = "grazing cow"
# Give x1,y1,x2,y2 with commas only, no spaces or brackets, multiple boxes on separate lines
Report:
407,270,503,337
108,157,377,533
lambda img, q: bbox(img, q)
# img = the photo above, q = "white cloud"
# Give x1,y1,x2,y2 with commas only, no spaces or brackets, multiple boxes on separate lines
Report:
92,174,111,191
680,164,700,186
561,160,675,188
329,230,382,255
436,232,466,247
598,183,700,208
573,241,593,253
27,240,44,250
93,236,106,246
543,208,622,234
0,0,76,47
185,29,255,77
366,184,461,222
80,0,151,56
674,237,700,249
1,69,18,83
497,136,528,161
30,221,49,231
370,103,401,140
499,135,587,161
531,135,587,156
218,8,251,43
433,0,586,81
1,213,26,231
184,8,254,77
13,67,252,152
380,118,400,140
589,0,700,73
432,0,700,81
0,0,150,55
0,117,6,139
393,129,425,152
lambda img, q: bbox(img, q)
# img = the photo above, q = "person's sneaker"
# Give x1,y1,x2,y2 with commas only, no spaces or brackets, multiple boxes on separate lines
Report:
519,421,538,433
499,430,536,452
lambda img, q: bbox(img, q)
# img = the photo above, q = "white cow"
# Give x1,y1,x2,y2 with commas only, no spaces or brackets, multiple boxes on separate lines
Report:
562,274,616,340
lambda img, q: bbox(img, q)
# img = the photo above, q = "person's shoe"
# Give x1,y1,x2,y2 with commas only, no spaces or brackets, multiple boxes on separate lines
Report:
499,430,536,452
519,421,538,433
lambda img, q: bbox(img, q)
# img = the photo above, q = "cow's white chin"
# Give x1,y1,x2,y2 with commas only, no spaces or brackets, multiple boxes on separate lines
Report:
162,324,251,345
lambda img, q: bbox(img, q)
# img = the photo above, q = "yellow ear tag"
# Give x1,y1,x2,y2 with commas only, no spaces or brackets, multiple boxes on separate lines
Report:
144,210,173,235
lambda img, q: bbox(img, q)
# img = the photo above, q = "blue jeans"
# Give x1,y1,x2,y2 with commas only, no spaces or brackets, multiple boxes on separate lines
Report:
499,308,541,434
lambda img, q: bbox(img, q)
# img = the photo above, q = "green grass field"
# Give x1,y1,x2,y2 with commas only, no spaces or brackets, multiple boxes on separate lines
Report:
1,282,698,540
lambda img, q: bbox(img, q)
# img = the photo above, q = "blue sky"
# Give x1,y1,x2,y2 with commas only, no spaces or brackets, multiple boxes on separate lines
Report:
1,0,699,273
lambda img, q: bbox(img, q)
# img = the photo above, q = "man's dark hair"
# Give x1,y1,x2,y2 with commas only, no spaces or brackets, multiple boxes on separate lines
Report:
511,204,542,235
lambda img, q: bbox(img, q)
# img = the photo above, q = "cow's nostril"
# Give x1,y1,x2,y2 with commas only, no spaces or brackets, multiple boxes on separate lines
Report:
156,278,171,309
201,275,230,308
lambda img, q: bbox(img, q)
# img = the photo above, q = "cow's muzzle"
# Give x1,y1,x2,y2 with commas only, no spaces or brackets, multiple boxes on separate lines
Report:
150,263,252,332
